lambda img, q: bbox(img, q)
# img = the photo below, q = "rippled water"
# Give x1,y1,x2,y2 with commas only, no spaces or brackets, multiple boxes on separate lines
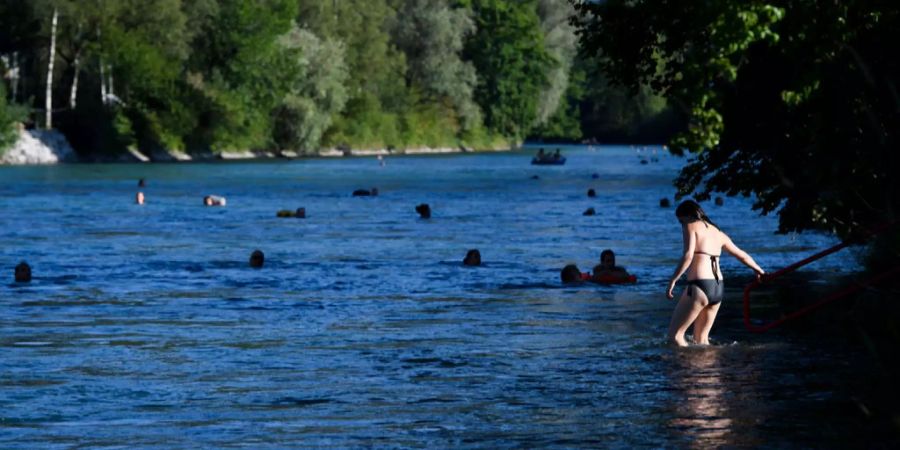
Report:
0,145,882,447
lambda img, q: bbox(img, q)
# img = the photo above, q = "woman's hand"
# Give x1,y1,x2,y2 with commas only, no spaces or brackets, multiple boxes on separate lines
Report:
666,279,677,299
755,269,766,283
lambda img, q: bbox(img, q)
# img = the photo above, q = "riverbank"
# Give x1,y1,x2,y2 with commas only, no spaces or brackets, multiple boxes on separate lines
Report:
0,125,75,165
0,125,516,165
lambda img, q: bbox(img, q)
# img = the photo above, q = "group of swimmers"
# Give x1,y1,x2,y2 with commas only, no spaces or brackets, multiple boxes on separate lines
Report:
560,249,634,284
12,174,766,347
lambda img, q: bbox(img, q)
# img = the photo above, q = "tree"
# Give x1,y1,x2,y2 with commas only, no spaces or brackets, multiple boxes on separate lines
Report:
534,0,577,127
392,0,481,130
186,0,298,151
573,0,899,238
0,83,27,152
273,25,349,152
464,0,553,140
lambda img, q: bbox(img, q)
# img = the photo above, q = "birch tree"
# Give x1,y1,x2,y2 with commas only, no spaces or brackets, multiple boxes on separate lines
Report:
45,7,58,129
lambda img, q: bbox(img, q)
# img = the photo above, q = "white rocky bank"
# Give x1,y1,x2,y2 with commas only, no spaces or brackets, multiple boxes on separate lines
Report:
0,126,76,165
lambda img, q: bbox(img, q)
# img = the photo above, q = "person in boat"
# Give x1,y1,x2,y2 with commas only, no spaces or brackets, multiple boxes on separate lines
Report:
591,249,632,281
204,195,227,206
665,200,765,346
536,148,546,160
552,148,561,160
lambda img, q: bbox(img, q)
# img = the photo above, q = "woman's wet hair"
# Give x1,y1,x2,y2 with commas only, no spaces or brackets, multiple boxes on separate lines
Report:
675,200,718,229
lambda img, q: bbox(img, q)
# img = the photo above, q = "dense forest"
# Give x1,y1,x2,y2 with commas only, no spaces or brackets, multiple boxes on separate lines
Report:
0,0,676,157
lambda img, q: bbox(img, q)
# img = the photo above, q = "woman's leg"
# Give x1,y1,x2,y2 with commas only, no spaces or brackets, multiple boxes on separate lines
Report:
667,287,708,346
692,302,721,345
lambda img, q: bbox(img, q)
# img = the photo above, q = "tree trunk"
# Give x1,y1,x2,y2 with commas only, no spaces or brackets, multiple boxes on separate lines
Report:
45,7,58,129
108,65,114,100
69,53,80,109
11,52,19,101
99,57,107,103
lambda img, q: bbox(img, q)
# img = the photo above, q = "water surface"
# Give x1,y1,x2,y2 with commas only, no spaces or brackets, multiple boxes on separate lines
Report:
0,145,879,447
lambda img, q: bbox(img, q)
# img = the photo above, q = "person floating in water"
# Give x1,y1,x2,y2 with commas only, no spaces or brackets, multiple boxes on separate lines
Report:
249,250,265,268
463,249,481,266
136,191,145,205
561,264,587,284
204,195,226,206
14,261,31,283
591,249,632,282
666,200,765,346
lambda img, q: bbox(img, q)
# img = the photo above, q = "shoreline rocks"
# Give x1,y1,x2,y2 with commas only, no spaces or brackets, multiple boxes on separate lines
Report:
1,126,516,165
0,126,76,165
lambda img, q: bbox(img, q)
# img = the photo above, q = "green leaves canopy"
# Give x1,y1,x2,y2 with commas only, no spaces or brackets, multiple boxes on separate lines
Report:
574,0,899,237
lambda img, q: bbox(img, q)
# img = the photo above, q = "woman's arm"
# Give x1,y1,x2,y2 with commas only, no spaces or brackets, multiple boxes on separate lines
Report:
722,233,765,277
666,224,695,298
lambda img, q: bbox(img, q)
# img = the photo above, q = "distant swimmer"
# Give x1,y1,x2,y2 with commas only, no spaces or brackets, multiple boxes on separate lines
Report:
249,250,265,268
415,203,431,219
666,200,765,346
377,155,385,166
561,264,587,284
591,249,633,283
463,249,481,266
136,191,145,205
14,261,31,283
138,178,146,187
204,195,226,206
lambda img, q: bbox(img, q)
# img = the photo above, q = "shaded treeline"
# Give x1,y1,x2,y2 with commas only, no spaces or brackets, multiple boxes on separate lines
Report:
574,0,899,243
0,0,675,157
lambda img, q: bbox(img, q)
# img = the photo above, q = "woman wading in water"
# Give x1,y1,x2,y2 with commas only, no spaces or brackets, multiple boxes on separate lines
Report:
666,200,765,346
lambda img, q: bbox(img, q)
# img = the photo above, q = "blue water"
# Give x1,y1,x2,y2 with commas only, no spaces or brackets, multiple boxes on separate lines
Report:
0,145,879,447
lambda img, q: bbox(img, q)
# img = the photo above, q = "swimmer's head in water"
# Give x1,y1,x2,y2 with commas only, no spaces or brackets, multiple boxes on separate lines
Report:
600,249,615,269
463,249,481,266
560,264,582,283
676,199,717,228
15,261,31,282
249,250,265,268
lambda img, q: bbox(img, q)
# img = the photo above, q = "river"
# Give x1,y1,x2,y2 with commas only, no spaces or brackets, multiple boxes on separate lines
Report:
0,145,885,447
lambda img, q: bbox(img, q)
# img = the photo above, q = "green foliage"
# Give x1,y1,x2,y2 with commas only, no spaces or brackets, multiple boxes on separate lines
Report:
273,26,349,153
465,0,553,140
393,0,480,130
529,63,583,140
0,84,27,152
187,0,298,151
574,0,900,237
576,54,672,141
534,0,577,127
3,0,689,156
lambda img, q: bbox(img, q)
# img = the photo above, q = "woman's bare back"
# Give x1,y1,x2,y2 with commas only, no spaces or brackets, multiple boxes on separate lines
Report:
685,221,728,281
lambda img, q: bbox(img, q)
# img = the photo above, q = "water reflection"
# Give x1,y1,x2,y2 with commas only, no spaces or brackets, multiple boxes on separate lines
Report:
668,347,733,448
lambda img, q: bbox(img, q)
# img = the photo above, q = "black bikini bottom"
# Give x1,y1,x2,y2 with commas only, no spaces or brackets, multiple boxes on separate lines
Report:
687,279,724,305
